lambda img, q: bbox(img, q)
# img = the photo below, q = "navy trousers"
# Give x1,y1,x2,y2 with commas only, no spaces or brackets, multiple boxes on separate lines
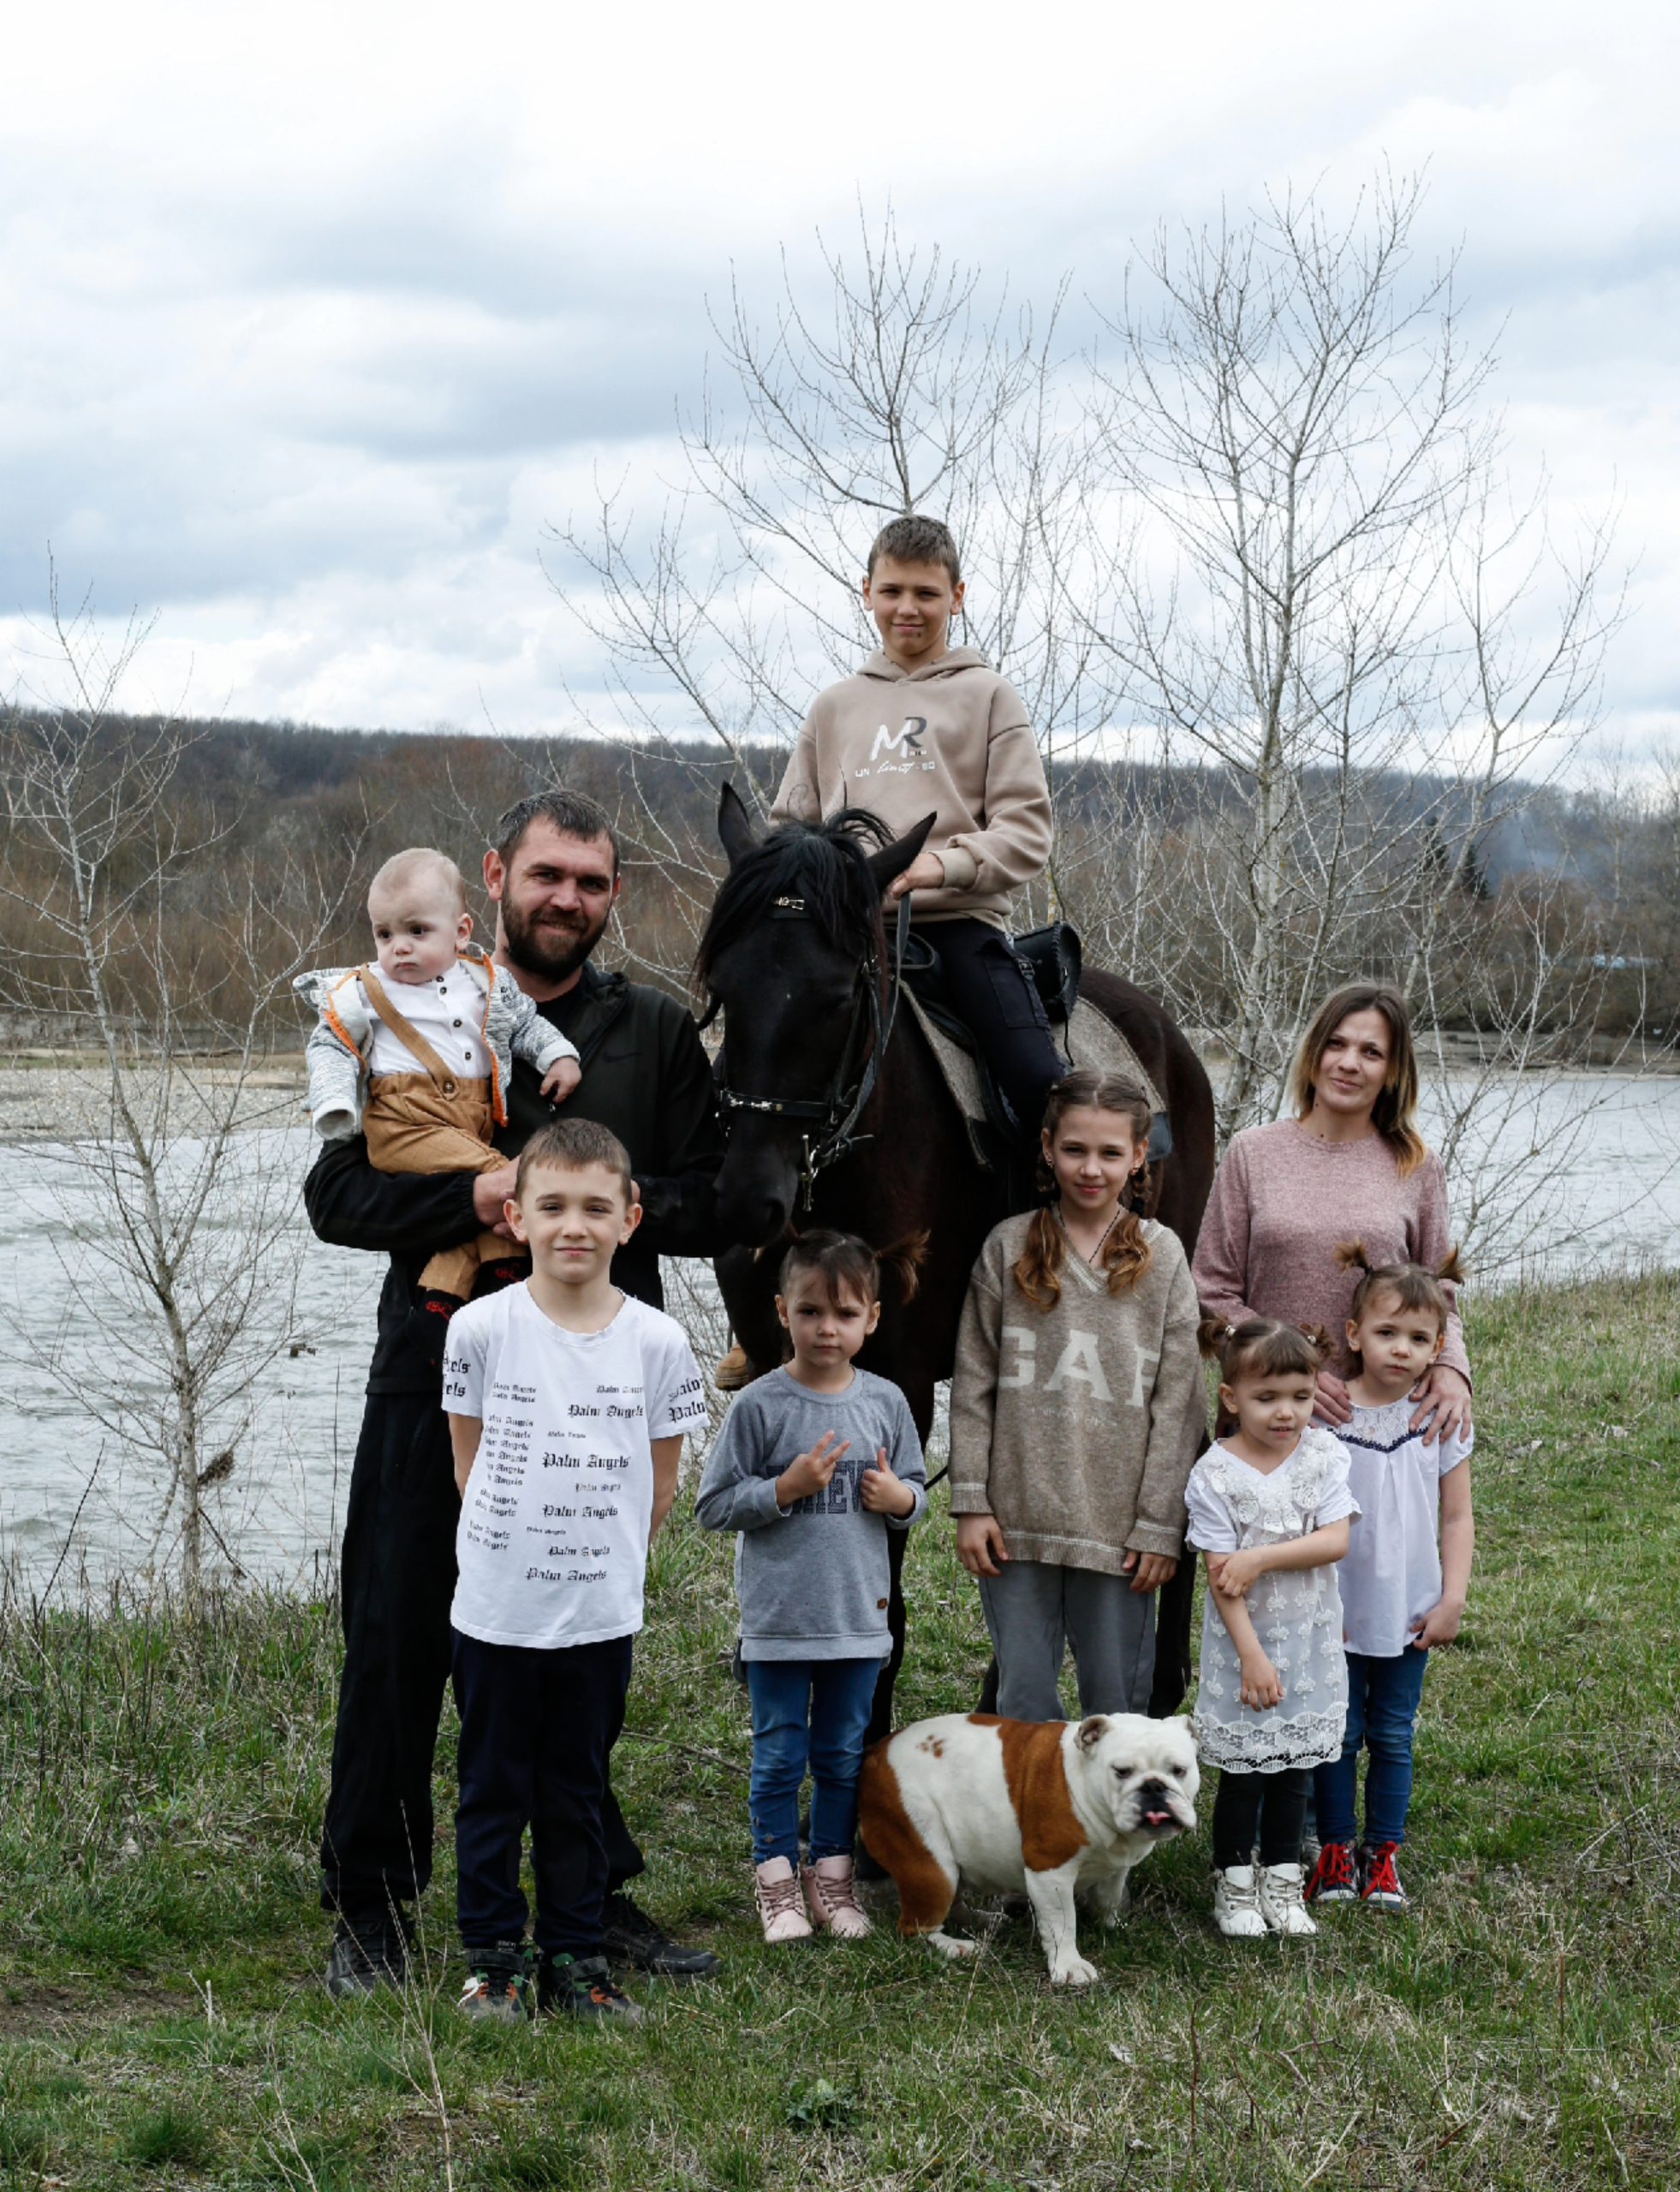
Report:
927,917,1065,1140
451,1629,634,1957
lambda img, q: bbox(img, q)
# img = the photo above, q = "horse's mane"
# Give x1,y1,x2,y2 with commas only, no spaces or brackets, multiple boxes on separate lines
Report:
695,807,891,997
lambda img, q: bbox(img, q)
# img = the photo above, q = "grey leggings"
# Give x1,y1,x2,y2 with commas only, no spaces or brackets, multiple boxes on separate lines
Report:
977,1559,1156,1721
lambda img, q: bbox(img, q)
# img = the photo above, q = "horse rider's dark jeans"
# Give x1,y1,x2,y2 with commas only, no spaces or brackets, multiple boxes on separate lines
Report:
926,916,1066,1139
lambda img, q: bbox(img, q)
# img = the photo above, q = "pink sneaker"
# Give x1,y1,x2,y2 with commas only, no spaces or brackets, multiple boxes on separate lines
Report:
801,1856,873,1940
754,1858,813,1944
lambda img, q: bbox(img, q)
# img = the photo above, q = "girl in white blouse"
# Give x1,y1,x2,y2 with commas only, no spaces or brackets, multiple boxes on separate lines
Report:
1306,1247,1474,1914
1186,1319,1357,1940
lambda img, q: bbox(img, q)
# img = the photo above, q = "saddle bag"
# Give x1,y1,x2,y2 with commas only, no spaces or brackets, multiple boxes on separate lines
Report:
1012,922,1082,1025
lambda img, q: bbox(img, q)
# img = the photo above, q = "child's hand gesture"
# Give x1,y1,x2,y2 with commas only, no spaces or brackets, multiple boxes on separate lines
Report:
1238,1650,1284,1711
540,1056,581,1105
1211,1546,1268,1599
861,1446,917,1519
777,1431,849,1507
956,1514,1010,1577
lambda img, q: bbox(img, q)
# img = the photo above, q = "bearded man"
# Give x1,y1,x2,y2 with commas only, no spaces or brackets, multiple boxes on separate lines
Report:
306,790,724,1996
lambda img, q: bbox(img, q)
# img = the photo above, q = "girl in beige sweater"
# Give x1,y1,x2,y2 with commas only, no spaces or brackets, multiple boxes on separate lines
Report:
949,1070,1205,1720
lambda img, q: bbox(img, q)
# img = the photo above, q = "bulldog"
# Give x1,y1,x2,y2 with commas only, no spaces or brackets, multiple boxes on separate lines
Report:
859,1711,1199,1986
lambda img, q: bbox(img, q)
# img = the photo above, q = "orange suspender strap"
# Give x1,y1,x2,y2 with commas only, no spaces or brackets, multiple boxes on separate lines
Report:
462,950,508,1123
357,967,458,1084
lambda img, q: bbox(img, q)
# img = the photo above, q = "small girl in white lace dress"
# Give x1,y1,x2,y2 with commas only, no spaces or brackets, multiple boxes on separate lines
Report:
1185,1319,1358,1939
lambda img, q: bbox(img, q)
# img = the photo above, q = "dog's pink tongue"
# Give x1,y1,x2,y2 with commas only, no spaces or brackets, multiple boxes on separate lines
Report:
1144,1808,1171,1827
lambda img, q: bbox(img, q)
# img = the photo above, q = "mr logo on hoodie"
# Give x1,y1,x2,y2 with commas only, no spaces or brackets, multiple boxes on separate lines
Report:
861,716,932,775
773,646,1052,927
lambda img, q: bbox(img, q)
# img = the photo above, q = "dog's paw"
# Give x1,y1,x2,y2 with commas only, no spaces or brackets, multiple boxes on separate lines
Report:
1049,1953,1100,1988
926,1929,980,1962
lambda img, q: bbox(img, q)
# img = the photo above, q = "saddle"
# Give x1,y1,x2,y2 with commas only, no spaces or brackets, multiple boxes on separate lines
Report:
901,921,1171,1174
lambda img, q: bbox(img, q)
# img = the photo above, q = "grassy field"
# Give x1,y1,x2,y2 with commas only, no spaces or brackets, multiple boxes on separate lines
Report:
0,1274,1676,2190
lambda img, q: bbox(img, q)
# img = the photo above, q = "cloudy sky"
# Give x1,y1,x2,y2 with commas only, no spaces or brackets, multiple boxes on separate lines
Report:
2,0,1675,761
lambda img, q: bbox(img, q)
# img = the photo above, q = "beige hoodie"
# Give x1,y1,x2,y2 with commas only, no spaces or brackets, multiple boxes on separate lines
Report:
771,647,1052,926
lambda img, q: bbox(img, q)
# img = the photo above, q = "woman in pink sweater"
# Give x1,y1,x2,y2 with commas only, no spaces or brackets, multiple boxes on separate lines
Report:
1193,985,1471,1443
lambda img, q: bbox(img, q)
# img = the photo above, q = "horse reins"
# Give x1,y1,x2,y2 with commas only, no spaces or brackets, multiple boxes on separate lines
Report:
713,891,914,1212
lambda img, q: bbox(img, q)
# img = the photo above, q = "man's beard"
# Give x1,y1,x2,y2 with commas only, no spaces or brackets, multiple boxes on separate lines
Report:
500,893,608,984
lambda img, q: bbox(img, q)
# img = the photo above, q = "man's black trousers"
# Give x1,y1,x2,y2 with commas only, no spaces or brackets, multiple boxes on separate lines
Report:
452,1629,633,1957
319,1385,646,1916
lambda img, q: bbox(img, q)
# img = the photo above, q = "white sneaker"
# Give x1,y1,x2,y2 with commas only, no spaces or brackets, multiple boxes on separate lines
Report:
1258,1862,1319,1937
801,1856,873,1940
754,1857,813,1945
1212,1865,1268,1939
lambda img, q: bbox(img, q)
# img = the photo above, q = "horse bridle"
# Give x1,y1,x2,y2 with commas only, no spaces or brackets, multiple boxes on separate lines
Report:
713,891,914,1212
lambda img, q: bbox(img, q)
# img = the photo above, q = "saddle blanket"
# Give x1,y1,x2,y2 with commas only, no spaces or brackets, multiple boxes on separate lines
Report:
906,992,1167,1170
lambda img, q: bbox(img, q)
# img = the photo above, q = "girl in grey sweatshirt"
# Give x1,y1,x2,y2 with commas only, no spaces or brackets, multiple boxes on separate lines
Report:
696,1231,926,1945
949,1071,1205,1722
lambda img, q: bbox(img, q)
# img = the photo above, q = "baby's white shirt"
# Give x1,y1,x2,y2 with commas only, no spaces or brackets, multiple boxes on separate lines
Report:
364,962,491,1081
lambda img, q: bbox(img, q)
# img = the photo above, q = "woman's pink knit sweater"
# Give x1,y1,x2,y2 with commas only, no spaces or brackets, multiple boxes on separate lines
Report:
1191,1120,1469,1380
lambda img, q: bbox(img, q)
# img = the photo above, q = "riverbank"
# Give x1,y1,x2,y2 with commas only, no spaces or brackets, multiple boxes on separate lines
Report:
0,1272,1676,2189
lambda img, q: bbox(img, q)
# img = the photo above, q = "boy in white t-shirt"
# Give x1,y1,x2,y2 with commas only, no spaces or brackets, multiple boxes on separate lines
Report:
442,1119,708,2022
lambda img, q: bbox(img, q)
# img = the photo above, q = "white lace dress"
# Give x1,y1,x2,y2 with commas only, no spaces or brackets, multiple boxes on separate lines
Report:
1184,1427,1358,1773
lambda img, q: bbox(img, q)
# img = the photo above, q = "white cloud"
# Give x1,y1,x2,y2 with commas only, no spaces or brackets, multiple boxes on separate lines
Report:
0,0,1675,753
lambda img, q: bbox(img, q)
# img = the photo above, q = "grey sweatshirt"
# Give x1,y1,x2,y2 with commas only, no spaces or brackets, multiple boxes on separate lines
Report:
949,1215,1206,1567
695,1367,926,1660
771,647,1052,927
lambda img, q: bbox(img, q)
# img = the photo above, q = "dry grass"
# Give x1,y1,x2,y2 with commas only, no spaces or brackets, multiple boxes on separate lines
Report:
0,1273,1676,2189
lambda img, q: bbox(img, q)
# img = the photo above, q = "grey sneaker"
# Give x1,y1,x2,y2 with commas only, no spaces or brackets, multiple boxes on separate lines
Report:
458,1942,533,2022
538,1951,645,2024
325,1907,413,1998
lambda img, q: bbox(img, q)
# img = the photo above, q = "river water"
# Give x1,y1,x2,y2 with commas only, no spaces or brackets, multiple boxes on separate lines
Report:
2,1073,1675,1593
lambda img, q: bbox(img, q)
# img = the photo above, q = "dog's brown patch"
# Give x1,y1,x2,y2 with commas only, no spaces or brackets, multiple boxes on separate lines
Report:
969,1713,1087,1873
858,1740,957,1936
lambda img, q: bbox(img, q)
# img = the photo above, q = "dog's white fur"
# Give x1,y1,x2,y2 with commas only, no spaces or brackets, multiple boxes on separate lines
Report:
861,1711,1199,1986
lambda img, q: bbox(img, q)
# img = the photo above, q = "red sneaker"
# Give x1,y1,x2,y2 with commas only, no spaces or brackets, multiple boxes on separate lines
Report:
1305,1840,1358,1904
1360,1841,1409,1910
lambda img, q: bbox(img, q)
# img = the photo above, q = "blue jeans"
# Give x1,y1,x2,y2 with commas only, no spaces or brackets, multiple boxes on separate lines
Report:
746,1657,883,1867
1314,1647,1430,1848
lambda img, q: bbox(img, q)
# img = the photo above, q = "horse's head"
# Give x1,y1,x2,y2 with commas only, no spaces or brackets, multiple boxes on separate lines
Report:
697,783,933,1247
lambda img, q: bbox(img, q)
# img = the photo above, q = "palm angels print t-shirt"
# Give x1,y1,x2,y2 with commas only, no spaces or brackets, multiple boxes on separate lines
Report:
444,1284,707,1650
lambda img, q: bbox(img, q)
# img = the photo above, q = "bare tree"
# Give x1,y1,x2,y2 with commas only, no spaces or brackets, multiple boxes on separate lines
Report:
544,206,1121,952
1080,174,1624,1149
0,574,360,1605
544,182,1635,1267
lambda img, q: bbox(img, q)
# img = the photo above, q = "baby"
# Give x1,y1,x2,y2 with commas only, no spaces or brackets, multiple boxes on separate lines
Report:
297,847,581,1319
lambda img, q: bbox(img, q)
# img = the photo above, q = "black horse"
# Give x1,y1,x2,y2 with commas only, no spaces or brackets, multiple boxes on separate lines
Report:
698,787,1217,1732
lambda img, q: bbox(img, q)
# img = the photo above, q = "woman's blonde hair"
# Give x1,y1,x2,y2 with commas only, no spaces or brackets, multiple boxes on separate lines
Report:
1014,1071,1154,1309
1288,982,1427,1177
